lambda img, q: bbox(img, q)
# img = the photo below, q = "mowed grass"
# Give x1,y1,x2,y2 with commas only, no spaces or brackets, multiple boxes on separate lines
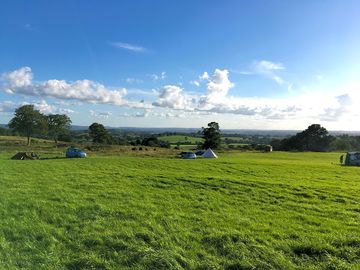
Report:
1,151,360,269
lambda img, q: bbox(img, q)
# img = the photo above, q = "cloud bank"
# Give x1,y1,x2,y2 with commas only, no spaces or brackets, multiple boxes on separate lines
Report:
1,66,359,126
1,67,150,109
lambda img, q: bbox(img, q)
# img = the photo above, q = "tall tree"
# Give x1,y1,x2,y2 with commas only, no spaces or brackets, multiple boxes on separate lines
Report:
202,121,221,149
89,123,110,143
47,114,72,144
8,105,47,146
280,124,334,151
300,124,334,151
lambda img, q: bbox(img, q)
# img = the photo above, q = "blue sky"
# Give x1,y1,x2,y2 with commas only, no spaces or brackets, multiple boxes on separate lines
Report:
1,0,360,130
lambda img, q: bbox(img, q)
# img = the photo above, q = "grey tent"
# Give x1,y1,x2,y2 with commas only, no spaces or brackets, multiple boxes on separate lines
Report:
202,148,218,158
344,152,360,166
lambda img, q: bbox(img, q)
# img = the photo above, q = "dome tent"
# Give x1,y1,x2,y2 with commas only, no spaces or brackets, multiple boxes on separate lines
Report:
202,148,218,158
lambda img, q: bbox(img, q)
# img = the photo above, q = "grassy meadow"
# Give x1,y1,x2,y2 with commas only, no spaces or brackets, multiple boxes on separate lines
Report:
1,138,360,269
158,135,203,144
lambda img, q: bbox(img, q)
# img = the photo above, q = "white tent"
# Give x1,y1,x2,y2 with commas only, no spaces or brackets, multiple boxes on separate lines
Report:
202,148,218,158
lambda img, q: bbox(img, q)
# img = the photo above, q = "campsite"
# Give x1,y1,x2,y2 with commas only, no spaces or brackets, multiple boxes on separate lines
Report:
1,1,360,269
1,135,360,269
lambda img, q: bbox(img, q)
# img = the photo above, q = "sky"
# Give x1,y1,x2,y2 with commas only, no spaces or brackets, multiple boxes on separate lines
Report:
1,0,360,130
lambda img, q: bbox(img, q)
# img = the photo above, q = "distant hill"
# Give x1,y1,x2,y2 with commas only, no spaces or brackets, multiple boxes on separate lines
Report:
1,123,360,136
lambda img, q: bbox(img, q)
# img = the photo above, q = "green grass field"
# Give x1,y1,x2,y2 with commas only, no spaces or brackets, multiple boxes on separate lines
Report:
1,144,360,269
158,135,203,145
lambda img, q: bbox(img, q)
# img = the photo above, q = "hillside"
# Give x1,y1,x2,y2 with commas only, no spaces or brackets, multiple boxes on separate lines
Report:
1,148,359,269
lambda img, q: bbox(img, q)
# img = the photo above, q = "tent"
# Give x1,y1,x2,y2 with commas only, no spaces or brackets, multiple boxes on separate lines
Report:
202,148,218,158
182,152,196,159
344,152,360,166
11,152,39,160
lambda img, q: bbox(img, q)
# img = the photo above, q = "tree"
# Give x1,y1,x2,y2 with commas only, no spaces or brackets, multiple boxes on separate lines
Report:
8,105,47,146
300,124,334,151
202,121,221,149
89,123,110,143
279,124,334,152
47,114,72,144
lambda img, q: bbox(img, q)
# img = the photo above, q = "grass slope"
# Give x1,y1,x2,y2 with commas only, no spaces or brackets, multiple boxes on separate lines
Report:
0,151,360,269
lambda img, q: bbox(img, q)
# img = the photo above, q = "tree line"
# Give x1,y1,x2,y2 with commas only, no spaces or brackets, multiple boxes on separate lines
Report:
4,105,360,151
271,125,360,152
6,105,173,148
8,105,72,145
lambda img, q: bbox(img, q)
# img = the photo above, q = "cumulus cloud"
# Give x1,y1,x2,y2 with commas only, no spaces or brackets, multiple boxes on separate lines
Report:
0,67,151,109
151,68,359,123
108,41,147,53
2,67,358,126
200,69,234,105
2,67,33,91
153,85,195,110
32,100,75,115
199,72,209,80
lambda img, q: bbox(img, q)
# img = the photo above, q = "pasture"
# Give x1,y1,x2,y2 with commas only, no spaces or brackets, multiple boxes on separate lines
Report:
158,135,203,145
0,145,360,269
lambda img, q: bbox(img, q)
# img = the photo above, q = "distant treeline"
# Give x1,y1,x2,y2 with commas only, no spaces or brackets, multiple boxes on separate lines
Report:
270,124,360,152
2,123,360,152
2,105,360,152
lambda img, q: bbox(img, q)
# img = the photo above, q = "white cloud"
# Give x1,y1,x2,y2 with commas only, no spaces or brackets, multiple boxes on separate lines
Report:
150,72,166,81
119,109,151,118
199,72,209,80
189,71,211,88
198,69,235,111
202,69,234,102
2,66,33,91
0,99,74,115
190,80,200,87
2,67,359,129
151,68,360,124
153,85,195,110
255,60,285,71
252,60,286,85
32,100,75,115
125,78,143,84
319,94,352,122
90,110,112,119
135,109,151,118
0,101,17,114
108,41,147,53
0,67,151,110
